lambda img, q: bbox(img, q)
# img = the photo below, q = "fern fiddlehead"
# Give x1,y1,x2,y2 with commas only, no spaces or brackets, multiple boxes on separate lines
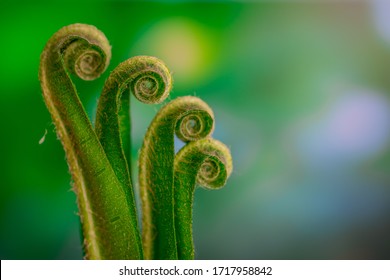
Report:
174,138,233,259
39,24,142,259
94,57,172,258
139,96,215,259
95,55,172,181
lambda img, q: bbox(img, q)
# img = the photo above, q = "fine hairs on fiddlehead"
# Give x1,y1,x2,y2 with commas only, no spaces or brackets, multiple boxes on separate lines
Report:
39,23,233,260
139,96,214,259
95,56,172,191
173,138,233,259
94,57,172,255
39,24,143,259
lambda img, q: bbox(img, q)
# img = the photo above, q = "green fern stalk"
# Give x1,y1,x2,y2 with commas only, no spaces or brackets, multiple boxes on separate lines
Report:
39,24,142,259
174,138,233,259
94,56,172,258
139,96,215,259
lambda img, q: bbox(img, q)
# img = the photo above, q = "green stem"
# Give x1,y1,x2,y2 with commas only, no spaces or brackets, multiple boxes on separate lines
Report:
95,56,172,185
39,24,142,259
94,56,172,258
173,138,233,259
139,96,215,259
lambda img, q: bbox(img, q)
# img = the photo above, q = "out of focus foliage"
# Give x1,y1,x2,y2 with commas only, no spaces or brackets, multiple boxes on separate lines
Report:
1,0,389,259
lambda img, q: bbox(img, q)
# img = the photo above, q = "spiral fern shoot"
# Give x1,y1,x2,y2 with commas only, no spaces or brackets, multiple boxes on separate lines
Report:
39,24,144,259
95,56,172,182
139,96,214,259
174,138,233,259
39,23,233,260
95,57,172,257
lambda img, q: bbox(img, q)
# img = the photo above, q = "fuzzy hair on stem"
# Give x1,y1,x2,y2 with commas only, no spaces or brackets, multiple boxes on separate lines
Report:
174,138,233,259
39,23,143,259
139,96,215,259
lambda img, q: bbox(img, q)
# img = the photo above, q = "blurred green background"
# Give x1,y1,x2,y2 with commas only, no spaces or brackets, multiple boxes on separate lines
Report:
1,0,390,259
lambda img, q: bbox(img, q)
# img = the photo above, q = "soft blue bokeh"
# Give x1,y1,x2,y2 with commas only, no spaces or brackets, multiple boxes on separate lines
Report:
0,1,389,259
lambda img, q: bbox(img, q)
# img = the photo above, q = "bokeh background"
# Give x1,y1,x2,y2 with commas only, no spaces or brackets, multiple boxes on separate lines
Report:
1,0,390,259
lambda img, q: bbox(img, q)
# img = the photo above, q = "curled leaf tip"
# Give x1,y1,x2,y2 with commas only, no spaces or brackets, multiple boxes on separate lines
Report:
174,138,233,259
139,96,215,259
39,23,142,260
40,23,111,83
175,138,233,191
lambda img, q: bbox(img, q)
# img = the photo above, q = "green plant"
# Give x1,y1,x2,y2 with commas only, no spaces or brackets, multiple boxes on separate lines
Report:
39,23,232,260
